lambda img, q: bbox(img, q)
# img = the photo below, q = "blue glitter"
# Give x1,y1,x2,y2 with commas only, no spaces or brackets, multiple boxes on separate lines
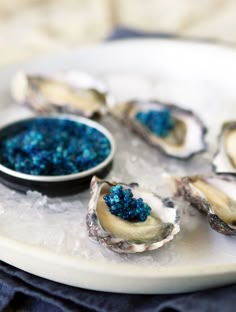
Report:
0,118,111,176
103,185,151,222
136,109,175,137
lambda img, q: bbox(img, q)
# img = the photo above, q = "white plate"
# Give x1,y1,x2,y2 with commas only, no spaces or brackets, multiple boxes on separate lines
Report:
0,39,236,294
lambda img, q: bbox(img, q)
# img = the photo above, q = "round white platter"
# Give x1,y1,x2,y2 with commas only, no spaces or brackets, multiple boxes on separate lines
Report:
0,39,236,294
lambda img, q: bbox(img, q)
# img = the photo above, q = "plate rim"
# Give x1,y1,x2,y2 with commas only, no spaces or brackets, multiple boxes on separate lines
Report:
1,37,236,74
0,233,235,278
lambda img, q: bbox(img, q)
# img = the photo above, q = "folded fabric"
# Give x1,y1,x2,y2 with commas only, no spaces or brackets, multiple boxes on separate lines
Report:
0,27,235,312
1,259,236,312
107,26,177,40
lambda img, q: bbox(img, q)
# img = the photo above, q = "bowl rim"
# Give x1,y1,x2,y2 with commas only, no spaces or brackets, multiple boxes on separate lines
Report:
0,115,116,182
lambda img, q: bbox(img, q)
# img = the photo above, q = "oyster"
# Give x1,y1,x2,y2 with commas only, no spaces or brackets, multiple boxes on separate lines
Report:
213,121,236,174
112,100,207,159
11,71,113,117
176,175,236,235
86,176,180,253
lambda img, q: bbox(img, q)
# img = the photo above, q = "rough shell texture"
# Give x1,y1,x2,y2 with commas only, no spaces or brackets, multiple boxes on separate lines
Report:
112,99,207,160
213,121,236,175
176,175,236,235
86,176,180,253
11,71,113,118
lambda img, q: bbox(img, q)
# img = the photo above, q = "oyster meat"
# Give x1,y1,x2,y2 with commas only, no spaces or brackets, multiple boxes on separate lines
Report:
176,175,236,235
112,100,207,159
213,121,236,174
86,176,180,253
11,71,113,117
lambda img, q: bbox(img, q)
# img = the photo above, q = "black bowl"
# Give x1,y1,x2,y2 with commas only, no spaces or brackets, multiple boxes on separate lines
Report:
0,115,115,196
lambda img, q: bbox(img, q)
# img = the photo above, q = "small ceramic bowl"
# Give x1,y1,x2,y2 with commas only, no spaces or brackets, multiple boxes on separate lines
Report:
0,115,115,196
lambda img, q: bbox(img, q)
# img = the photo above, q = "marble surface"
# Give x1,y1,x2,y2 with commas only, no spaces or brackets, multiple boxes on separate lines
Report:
1,0,236,66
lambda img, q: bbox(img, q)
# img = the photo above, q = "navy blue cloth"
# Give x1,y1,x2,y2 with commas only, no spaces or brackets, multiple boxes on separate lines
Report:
0,260,236,312
107,26,177,40
0,27,235,312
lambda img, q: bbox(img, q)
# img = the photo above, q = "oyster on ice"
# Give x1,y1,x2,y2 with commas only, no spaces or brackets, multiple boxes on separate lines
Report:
213,121,236,174
11,71,113,117
176,175,236,235
112,100,207,159
86,176,180,253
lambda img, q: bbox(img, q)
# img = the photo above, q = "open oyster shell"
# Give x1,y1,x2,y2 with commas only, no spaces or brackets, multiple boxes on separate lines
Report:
11,71,113,117
112,100,207,159
213,121,236,174
86,176,180,253
176,175,236,235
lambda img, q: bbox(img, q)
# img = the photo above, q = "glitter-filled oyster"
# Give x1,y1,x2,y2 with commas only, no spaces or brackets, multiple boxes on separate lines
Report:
11,71,113,117
86,176,180,253
213,121,236,174
176,175,236,235
112,100,207,159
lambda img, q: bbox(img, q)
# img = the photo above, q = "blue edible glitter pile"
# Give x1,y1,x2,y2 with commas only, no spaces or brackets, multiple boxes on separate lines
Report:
103,185,151,222
0,118,111,176
136,109,175,137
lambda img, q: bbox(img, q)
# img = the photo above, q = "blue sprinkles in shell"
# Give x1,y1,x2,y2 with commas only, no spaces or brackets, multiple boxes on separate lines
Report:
136,109,175,137
103,184,151,222
0,118,111,176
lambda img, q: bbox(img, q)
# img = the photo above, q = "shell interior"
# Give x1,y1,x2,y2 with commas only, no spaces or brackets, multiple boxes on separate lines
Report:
177,175,236,235
87,177,180,253
11,71,112,117
112,100,207,159
213,122,236,174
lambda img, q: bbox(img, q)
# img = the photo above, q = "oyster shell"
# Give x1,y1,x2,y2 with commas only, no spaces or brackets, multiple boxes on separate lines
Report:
176,175,236,235
112,100,207,159
86,176,180,253
213,121,236,174
11,71,113,117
